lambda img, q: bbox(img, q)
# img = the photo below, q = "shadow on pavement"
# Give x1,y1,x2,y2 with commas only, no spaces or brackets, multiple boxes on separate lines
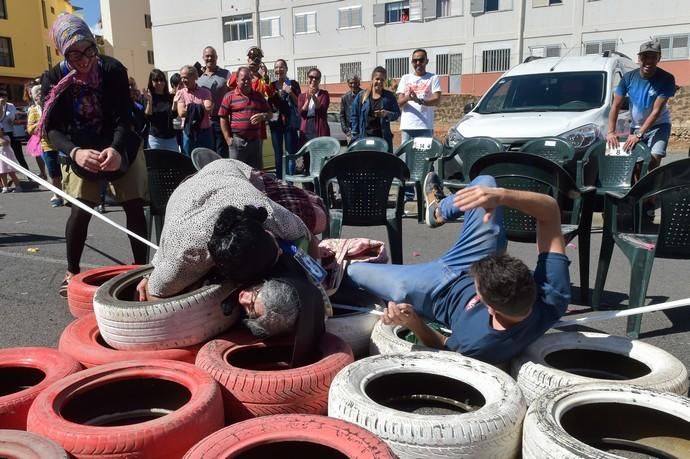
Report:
0,233,65,247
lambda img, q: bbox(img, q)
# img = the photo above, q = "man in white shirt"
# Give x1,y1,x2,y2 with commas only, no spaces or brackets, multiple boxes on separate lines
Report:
396,49,442,143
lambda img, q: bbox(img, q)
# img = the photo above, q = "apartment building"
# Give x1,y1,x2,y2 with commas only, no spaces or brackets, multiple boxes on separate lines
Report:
0,0,76,104
150,0,690,96
99,0,154,88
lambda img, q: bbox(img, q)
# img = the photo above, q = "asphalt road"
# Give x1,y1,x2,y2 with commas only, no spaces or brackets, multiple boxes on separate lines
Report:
1,152,689,390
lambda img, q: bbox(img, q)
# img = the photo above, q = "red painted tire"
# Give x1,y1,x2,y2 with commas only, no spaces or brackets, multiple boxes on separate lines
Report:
0,348,82,430
58,314,201,368
184,414,396,458
195,329,353,422
26,359,224,459
67,265,139,318
0,429,69,459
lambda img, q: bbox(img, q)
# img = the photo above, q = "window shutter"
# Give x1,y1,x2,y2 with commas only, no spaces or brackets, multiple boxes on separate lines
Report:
409,0,423,21
470,0,485,14
422,0,437,19
532,0,548,7
373,3,386,25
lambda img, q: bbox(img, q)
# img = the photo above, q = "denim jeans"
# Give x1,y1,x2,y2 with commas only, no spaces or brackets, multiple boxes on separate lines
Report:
182,127,213,157
148,135,179,153
269,125,298,179
346,175,507,317
211,118,229,158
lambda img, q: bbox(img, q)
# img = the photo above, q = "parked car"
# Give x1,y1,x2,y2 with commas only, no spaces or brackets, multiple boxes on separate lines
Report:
447,52,638,156
327,112,348,145
12,106,28,141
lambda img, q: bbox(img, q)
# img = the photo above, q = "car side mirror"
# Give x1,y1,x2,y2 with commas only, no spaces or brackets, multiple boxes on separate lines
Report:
463,102,476,115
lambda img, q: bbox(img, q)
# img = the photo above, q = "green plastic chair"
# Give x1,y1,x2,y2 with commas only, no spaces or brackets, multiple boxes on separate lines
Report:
592,158,690,338
144,149,197,260
191,147,222,171
394,137,444,223
348,137,390,153
582,140,652,203
519,137,576,166
319,150,410,264
439,137,503,191
283,137,341,196
470,152,596,304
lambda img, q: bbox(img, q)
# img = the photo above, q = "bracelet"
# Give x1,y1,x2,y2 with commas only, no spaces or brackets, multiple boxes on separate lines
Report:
69,147,79,160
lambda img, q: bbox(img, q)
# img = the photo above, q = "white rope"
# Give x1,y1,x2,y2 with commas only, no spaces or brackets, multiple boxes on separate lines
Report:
0,154,159,250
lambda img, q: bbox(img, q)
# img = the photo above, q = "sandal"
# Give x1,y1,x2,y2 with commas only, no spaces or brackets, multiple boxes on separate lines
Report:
58,274,72,299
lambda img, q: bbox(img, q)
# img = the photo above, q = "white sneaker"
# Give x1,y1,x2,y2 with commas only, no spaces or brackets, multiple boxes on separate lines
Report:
1,187,8,193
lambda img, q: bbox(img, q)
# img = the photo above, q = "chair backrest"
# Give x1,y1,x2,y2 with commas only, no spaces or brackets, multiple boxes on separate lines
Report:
348,137,390,153
319,150,410,226
623,158,690,259
298,137,342,176
584,140,651,190
470,152,584,242
394,137,443,181
520,137,575,165
144,149,197,216
444,137,503,180
191,147,222,171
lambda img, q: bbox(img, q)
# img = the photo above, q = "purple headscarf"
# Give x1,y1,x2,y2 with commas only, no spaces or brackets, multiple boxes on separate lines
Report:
50,13,96,56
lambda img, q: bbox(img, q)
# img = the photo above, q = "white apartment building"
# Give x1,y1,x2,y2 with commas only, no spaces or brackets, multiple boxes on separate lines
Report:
100,0,154,88
150,0,690,95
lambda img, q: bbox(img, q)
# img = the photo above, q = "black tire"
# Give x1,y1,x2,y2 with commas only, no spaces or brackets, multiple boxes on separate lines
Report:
93,265,240,350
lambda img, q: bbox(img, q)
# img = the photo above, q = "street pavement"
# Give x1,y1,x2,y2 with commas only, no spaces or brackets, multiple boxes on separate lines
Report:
1,152,689,389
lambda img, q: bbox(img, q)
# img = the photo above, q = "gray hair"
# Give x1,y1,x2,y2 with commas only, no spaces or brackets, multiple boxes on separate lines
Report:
180,64,198,76
244,279,299,338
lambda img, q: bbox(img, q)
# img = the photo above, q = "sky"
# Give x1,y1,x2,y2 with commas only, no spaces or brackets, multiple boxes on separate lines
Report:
71,0,101,31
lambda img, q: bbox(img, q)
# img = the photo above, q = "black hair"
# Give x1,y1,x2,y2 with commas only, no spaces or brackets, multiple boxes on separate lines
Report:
147,68,170,96
170,72,181,88
470,254,536,318
411,48,428,60
207,205,279,284
275,59,288,69
307,67,321,79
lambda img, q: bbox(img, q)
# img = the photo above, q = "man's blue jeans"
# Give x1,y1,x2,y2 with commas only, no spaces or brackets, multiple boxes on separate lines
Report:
346,175,507,317
270,125,298,179
182,127,213,157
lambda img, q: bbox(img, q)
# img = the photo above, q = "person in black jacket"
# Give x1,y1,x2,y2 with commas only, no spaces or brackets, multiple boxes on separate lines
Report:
42,13,148,297
144,68,177,152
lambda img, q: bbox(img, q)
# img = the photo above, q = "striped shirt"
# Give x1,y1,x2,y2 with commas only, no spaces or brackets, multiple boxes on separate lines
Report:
218,88,270,140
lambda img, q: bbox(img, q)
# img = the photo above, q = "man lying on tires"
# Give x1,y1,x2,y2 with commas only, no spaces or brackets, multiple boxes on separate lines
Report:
345,172,571,365
136,158,329,342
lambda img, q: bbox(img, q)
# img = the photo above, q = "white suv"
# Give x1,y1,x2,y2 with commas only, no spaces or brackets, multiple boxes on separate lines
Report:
447,52,638,155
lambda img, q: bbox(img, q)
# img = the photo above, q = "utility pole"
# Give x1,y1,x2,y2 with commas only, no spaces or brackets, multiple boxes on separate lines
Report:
254,0,261,49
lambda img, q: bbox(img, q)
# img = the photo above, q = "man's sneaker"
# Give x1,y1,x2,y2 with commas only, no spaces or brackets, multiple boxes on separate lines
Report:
423,171,445,228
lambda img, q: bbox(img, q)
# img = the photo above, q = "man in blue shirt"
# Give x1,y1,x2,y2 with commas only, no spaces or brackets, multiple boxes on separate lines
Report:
345,172,571,364
607,39,676,171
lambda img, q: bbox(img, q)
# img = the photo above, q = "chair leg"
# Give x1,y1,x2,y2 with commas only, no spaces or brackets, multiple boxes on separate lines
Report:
326,211,343,239
592,232,615,309
578,230,591,305
415,181,424,223
625,251,656,339
386,217,403,264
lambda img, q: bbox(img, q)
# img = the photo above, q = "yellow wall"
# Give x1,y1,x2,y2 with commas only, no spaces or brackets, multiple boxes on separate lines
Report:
0,0,47,79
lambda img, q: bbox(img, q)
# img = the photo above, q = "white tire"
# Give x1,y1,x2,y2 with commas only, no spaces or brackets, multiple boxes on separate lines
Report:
512,331,689,405
523,382,690,458
0,429,69,459
326,304,381,358
328,351,526,459
93,265,240,351
369,319,438,355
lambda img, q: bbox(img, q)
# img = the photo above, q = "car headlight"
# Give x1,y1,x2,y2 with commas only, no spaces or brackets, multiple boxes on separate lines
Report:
558,124,601,149
446,126,465,148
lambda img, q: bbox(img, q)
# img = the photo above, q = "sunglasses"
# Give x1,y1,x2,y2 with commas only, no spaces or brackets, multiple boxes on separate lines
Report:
411,58,426,63
308,75,321,80
66,44,98,63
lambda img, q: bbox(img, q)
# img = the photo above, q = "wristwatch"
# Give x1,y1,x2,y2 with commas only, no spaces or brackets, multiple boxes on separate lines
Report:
635,131,644,139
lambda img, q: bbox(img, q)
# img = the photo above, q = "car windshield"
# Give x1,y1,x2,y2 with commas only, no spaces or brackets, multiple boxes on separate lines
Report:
475,71,606,114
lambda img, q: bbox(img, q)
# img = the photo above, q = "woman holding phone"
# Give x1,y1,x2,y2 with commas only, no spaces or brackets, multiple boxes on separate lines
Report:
350,66,400,153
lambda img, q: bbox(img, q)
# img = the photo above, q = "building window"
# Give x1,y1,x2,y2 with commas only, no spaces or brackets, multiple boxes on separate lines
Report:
0,37,14,67
436,54,449,75
260,17,280,38
46,46,52,67
50,6,54,13
584,40,616,55
297,65,316,85
223,14,253,42
338,6,362,28
658,35,689,60
532,0,562,5
144,14,152,29
449,53,463,74
485,0,499,11
294,12,316,34
530,44,561,58
482,48,510,72
147,50,154,65
385,1,410,23
0,0,6,20
385,56,408,79
437,0,462,16
340,62,362,82
41,0,48,27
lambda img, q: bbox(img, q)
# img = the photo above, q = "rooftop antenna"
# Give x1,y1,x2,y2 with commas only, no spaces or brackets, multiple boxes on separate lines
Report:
549,42,576,72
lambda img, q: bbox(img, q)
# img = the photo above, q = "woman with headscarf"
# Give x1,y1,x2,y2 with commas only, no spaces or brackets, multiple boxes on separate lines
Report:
26,85,62,205
41,13,148,297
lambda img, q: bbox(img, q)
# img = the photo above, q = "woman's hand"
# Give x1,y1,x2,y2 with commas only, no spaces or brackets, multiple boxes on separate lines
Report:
73,148,103,173
98,147,122,172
